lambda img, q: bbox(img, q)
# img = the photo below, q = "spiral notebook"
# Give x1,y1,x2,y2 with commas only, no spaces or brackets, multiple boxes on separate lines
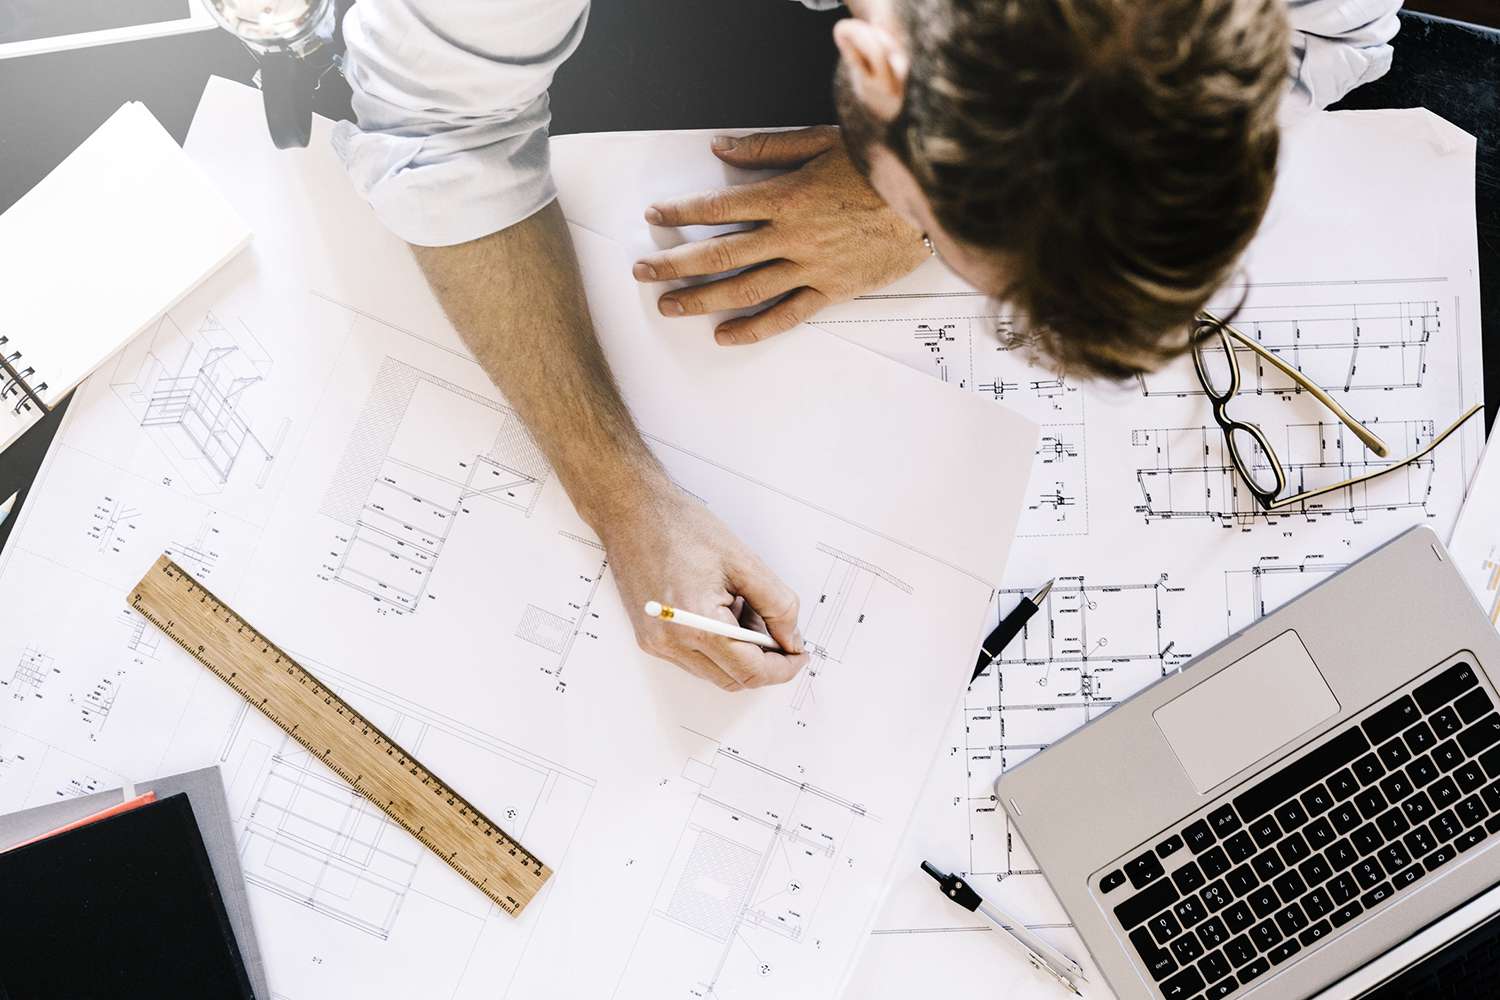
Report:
0,99,250,454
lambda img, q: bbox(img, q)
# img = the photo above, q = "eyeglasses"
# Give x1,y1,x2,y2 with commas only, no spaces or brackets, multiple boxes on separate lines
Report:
1191,309,1483,512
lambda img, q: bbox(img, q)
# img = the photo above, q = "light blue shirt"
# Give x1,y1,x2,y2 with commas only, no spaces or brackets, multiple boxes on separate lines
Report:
332,0,1403,247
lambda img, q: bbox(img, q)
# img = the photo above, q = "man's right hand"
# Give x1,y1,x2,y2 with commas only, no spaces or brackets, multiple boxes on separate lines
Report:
598,481,810,691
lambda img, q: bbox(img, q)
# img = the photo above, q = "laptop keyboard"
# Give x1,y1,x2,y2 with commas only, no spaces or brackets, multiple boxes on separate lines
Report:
1097,661,1500,1000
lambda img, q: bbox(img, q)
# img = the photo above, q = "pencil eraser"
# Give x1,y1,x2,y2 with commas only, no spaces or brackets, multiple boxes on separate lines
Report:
644,601,662,617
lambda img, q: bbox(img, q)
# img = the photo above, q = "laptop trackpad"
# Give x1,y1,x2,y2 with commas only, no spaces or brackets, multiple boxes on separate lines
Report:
1155,630,1339,795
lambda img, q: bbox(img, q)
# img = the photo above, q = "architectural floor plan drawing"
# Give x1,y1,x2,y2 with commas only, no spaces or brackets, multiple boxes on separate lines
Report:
1223,559,1348,634
0,80,1036,1000
318,355,551,616
110,311,290,496
1137,298,1438,397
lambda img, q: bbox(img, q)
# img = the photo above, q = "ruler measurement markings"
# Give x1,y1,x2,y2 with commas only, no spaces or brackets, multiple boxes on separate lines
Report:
128,556,548,914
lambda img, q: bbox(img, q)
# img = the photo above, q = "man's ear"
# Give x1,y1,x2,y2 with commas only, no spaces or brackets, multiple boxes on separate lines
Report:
833,18,909,123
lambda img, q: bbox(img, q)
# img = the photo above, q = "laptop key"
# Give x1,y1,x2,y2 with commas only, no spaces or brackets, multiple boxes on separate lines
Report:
1274,903,1308,937
1406,755,1440,787
1298,854,1332,887
1456,827,1487,852
1327,873,1358,904
1326,839,1359,870
1365,696,1420,744
1352,753,1385,785
1200,881,1231,913
1267,939,1301,965
1402,790,1435,825
1329,803,1361,835
1430,777,1460,809
1224,933,1256,967
1458,714,1500,757
1184,819,1216,854
1224,830,1256,863
1249,919,1281,950
1200,949,1232,983
1484,782,1500,813
1238,956,1270,982
1200,846,1231,879
1377,737,1412,770
1303,817,1335,850
1129,926,1177,981
1172,860,1205,894
1271,870,1306,902
1248,816,1281,850
1302,887,1333,919
1233,728,1369,822
1432,741,1464,772
1352,859,1383,890
1273,800,1308,832
1174,896,1208,928
1114,879,1179,930
1170,933,1204,965
1457,794,1488,828
1251,849,1284,880
1413,662,1478,713
1480,745,1500,780
1225,864,1257,897
1204,977,1238,999
1456,761,1487,794
1298,919,1332,947
1378,770,1413,803
1405,721,1437,755
1330,900,1364,927
1391,864,1424,890
1377,842,1412,876
1327,768,1360,800
1125,851,1166,889
1350,824,1382,856
1431,706,1463,739
1279,831,1311,865
1224,901,1254,934
1353,787,1387,820
1301,784,1335,816
1423,844,1456,871
1375,808,1409,841
1100,868,1127,893
1455,688,1494,725
1198,916,1230,948
1208,804,1241,837
1157,833,1185,858
1248,887,1279,919
1403,825,1436,858
1150,910,1184,944
1360,882,1394,908
1159,964,1204,1000
1431,809,1462,842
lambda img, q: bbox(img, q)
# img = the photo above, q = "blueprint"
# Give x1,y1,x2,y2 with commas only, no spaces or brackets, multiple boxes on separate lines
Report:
820,110,1485,997
0,78,1036,1000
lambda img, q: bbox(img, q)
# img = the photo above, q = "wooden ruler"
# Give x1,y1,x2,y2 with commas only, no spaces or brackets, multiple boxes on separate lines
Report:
128,555,551,915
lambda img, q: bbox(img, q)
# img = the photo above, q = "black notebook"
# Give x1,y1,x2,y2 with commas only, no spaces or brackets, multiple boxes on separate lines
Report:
0,792,255,999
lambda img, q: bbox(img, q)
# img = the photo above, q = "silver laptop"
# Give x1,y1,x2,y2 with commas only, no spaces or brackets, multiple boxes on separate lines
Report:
996,526,1500,999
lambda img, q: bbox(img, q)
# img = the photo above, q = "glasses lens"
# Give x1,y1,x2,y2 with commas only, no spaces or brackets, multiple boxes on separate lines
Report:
1229,425,1280,496
1195,329,1236,399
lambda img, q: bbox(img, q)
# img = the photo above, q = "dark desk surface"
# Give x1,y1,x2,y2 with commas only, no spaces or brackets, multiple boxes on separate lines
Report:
0,8,1495,552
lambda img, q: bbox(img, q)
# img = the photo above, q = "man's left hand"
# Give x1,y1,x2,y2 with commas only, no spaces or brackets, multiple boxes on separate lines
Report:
632,126,929,345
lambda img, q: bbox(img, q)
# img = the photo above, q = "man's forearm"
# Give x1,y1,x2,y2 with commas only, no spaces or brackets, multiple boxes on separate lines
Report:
412,200,665,528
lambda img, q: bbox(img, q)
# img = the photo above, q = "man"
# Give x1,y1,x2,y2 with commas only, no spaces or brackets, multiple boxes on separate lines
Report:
333,0,1401,690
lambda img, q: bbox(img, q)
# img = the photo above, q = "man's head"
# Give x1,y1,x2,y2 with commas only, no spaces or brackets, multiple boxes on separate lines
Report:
833,0,1290,377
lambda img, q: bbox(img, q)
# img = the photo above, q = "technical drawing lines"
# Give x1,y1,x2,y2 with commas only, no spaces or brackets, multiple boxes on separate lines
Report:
1138,299,1439,398
87,495,140,554
1223,560,1347,634
962,575,1190,880
1131,420,1439,525
70,669,125,739
791,544,913,713
516,531,610,688
319,357,552,615
110,312,290,495
1021,425,1088,538
2,645,60,703
614,741,870,998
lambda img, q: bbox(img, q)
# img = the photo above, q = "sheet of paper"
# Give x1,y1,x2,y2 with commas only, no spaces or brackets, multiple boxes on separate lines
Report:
1450,438,1500,627
554,109,1489,996
0,76,1036,1000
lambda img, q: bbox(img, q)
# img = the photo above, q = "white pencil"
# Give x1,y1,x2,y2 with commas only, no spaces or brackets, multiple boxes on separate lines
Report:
0,493,16,528
644,601,782,650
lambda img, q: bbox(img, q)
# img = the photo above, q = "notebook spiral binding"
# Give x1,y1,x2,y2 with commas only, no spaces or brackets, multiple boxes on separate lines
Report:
0,335,50,417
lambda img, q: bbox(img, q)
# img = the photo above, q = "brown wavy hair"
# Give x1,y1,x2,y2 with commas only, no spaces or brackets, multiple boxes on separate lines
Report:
887,0,1290,377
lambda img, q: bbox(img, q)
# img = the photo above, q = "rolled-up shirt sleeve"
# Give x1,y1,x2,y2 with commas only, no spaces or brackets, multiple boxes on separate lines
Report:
1285,0,1403,110
332,0,589,247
